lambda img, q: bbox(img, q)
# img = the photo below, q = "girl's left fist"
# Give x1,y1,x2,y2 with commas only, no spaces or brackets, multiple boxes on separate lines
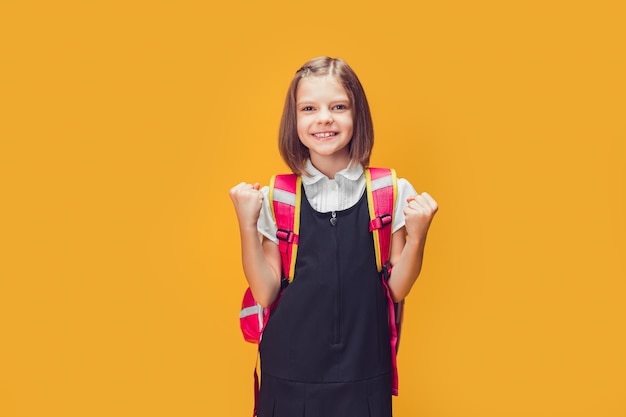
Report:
403,192,438,240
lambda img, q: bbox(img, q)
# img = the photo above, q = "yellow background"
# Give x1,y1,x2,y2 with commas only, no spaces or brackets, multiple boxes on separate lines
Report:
2,0,625,416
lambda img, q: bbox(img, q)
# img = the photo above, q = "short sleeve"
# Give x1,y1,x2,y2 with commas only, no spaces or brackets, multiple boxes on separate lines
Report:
257,185,279,244
392,178,418,233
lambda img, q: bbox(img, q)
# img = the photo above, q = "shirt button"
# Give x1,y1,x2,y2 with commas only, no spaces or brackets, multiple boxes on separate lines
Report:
330,182,337,191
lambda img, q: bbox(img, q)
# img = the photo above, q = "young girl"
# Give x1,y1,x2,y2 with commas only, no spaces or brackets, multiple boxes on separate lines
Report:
230,56,438,417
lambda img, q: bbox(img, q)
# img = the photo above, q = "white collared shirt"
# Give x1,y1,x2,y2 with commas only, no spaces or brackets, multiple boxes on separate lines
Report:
258,160,417,244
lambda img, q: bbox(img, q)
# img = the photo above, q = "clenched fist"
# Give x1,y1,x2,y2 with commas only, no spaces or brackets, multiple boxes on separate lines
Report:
403,192,438,242
229,182,264,229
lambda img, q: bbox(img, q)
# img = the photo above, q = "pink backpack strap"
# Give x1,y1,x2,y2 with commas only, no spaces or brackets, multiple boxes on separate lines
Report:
366,168,397,270
269,174,302,282
365,167,401,396
250,174,302,416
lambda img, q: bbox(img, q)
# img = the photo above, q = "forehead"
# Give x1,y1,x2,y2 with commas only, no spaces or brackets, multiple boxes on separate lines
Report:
296,76,349,102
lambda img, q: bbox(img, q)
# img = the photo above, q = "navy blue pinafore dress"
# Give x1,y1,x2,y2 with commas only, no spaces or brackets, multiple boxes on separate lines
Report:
257,189,393,417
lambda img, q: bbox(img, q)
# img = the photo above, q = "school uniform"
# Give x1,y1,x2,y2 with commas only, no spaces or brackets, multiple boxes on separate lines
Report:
256,161,416,417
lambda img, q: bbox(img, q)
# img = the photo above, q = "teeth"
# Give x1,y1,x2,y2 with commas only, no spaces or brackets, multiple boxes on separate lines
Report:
314,132,335,138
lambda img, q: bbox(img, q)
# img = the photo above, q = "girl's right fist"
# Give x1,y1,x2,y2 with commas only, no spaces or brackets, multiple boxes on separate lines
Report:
229,182,264,228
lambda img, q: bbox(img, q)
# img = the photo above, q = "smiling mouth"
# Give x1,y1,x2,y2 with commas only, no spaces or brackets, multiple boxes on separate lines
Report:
312,132,337,138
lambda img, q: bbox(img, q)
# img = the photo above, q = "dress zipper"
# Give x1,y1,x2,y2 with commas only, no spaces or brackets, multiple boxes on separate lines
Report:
331,210,340,345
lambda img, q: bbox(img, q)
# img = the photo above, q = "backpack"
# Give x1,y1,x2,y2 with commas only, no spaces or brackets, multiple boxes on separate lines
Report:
239,168,404,412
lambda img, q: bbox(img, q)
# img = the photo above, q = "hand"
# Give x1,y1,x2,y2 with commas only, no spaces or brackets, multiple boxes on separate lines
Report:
229,182,264,229
404,192,438,242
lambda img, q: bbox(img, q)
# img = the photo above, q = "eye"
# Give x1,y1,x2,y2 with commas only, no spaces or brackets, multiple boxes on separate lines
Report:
301,105,314,111
333,104,349,111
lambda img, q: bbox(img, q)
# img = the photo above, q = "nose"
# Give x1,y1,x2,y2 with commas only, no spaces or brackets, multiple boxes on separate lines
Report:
317,108,333,124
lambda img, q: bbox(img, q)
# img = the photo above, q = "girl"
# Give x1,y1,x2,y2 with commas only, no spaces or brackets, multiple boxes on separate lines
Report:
230,56,438,417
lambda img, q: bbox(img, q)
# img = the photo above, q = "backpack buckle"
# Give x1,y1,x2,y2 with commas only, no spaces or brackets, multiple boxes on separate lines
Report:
276,229,299,244
369,214,392,231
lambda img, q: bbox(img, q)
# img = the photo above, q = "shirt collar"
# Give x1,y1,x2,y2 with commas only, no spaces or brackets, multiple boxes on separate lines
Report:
301,159,364,185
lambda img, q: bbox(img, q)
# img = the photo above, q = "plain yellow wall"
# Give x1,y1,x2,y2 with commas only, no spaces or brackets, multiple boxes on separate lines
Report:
2,1,625,416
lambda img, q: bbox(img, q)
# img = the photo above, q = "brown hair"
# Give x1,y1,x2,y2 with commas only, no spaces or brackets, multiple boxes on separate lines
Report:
278,56,374,175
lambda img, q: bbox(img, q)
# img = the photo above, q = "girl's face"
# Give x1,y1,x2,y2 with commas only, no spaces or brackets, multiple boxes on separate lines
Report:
296,76,353,166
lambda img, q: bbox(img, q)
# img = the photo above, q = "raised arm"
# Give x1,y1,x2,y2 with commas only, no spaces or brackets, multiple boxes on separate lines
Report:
229,182,282,307
387,192,438,302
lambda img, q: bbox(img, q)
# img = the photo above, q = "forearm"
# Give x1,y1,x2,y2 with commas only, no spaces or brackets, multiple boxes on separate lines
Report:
388,191,438,302
239,225,281,307
387,236,426,302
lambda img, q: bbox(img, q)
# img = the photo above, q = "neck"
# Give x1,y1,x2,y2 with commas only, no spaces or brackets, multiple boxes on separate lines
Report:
309,154,351,179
